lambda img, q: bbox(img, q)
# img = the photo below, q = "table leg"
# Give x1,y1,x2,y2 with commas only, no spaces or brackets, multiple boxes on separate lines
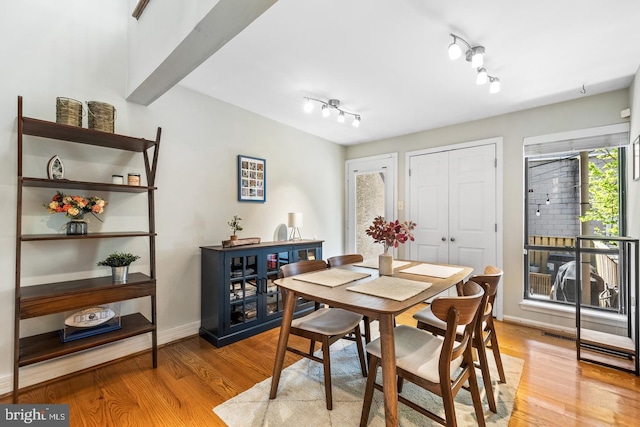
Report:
378,313,398,427
269,289,296,400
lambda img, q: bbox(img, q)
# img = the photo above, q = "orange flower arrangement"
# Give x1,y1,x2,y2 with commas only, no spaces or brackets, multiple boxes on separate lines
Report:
45,191,107,220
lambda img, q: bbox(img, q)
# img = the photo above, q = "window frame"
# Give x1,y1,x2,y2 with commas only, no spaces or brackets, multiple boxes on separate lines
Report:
523,123,629,305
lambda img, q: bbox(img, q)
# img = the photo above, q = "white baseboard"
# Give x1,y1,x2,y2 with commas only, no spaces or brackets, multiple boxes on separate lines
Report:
0,320,201,396
502,314,575,336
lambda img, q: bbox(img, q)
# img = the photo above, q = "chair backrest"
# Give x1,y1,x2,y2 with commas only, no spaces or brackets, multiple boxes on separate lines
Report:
327,254,364,268
280,259,328,278
431,281,484,372
470,266,503,320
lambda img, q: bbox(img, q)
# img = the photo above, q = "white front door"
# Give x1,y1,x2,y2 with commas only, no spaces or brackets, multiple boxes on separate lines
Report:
346,154,396,258
408,143,497,276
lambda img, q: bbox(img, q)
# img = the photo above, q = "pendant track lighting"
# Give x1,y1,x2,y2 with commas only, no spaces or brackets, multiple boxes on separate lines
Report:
303,97,362,127
448,33,501,93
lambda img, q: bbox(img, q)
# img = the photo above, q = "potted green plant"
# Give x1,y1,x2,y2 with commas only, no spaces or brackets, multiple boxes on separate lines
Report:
98,252,140,283
228,214,243,240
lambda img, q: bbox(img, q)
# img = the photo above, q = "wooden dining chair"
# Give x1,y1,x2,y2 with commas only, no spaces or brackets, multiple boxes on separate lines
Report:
280,260,367,410
413,265,505,413
326,253,375,343
359,281,486,427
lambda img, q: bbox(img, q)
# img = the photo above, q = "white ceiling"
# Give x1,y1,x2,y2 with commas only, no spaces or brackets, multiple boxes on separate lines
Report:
179,0,640,146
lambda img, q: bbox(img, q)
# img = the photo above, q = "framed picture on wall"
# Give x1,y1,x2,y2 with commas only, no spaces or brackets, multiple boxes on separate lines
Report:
633,136,640,181
238,155,266,202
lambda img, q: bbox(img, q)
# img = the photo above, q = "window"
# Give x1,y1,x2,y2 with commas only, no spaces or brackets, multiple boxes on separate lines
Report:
523,126,628,312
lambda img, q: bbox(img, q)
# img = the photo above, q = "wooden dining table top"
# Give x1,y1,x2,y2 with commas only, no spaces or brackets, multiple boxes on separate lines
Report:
274,260,474,318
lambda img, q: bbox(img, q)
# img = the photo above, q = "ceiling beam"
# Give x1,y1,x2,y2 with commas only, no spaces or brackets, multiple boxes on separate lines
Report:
127,0,277,106
132,0,150,20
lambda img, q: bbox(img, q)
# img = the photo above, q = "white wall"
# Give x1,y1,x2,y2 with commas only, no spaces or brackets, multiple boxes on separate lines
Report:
346,89,634,331
0,1,344,392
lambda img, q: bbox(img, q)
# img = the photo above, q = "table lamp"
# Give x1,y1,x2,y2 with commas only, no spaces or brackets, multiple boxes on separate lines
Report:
288,212,302,240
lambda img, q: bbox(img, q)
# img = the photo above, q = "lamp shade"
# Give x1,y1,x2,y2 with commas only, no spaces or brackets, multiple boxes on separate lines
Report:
288,212,303,228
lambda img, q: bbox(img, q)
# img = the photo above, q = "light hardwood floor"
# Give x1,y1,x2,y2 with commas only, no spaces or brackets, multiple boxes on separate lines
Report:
3,305,640,426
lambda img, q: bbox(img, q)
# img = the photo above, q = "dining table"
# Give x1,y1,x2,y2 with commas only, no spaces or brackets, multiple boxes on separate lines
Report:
269,259,473,427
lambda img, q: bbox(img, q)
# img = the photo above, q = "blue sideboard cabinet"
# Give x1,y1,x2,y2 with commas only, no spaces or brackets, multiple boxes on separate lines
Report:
200,240,323,347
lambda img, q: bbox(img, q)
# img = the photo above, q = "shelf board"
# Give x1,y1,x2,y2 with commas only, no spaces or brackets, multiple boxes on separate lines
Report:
22,231,156,241
22,117,156,152
579,328,636,355
20,273,155,318
19,313,155,367
22,177,155,193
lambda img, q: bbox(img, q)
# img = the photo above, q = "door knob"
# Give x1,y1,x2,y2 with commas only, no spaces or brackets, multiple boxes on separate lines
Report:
441,237,446,242
450,237,456,242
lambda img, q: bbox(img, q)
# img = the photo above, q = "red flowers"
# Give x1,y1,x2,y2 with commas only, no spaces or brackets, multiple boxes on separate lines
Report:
365,215,416,252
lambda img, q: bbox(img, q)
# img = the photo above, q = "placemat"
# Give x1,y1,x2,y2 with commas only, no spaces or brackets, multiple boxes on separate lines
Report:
292,269,371,287
401,263,463,278
354,258,412,270
346,276,432,301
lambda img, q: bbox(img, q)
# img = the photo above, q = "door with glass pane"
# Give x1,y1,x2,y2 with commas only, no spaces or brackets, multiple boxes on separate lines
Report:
346,154,396,258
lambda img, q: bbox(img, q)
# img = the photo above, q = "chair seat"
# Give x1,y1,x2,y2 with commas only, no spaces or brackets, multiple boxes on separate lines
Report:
291,307,363,336
365,325,463,384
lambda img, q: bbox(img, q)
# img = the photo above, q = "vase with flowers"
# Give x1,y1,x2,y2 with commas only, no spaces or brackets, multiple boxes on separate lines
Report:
365,215,416,276
45,191,107,235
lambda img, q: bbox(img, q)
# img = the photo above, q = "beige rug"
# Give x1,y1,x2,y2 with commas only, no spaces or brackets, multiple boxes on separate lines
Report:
214,329,523,426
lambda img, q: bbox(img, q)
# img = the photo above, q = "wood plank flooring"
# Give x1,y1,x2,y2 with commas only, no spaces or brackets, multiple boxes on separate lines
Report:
3,305,640,426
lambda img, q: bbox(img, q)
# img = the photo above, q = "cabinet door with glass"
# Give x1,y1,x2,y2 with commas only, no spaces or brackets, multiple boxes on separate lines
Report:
292,243,323,262
226,251,260,331
262,247,292,322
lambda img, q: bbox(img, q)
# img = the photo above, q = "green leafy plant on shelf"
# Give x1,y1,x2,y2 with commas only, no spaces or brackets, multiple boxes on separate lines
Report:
97,252,141,267
228,214,243,236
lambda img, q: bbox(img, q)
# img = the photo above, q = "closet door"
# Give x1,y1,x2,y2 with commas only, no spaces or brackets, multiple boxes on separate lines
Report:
409,144,496,276
448,144,497,270
409,151,449,263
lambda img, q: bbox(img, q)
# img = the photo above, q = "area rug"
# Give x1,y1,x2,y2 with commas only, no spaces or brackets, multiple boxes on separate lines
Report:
214,331,524,426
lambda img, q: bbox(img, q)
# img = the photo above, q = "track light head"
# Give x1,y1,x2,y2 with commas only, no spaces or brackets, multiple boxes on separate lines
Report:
489,76,501,93
467,46,485,68
352,115,361,128
448,39,462,60
303,98,313,113
337,111,345,123
321,104,330,117
476,67,488,85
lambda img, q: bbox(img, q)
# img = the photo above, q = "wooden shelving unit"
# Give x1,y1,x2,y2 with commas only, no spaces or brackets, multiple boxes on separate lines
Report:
13,96,161,402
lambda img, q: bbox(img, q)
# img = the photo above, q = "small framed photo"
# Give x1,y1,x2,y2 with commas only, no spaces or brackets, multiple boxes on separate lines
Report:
47,155,64,180
633,136,640,181
238,155,266,202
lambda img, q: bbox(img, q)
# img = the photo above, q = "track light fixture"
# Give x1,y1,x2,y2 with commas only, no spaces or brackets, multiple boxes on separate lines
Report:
303,97,362,127
448,33,500,93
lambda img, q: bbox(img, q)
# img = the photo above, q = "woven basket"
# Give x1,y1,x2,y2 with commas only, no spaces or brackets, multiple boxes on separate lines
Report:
87,101,116,133
56,97,83,127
